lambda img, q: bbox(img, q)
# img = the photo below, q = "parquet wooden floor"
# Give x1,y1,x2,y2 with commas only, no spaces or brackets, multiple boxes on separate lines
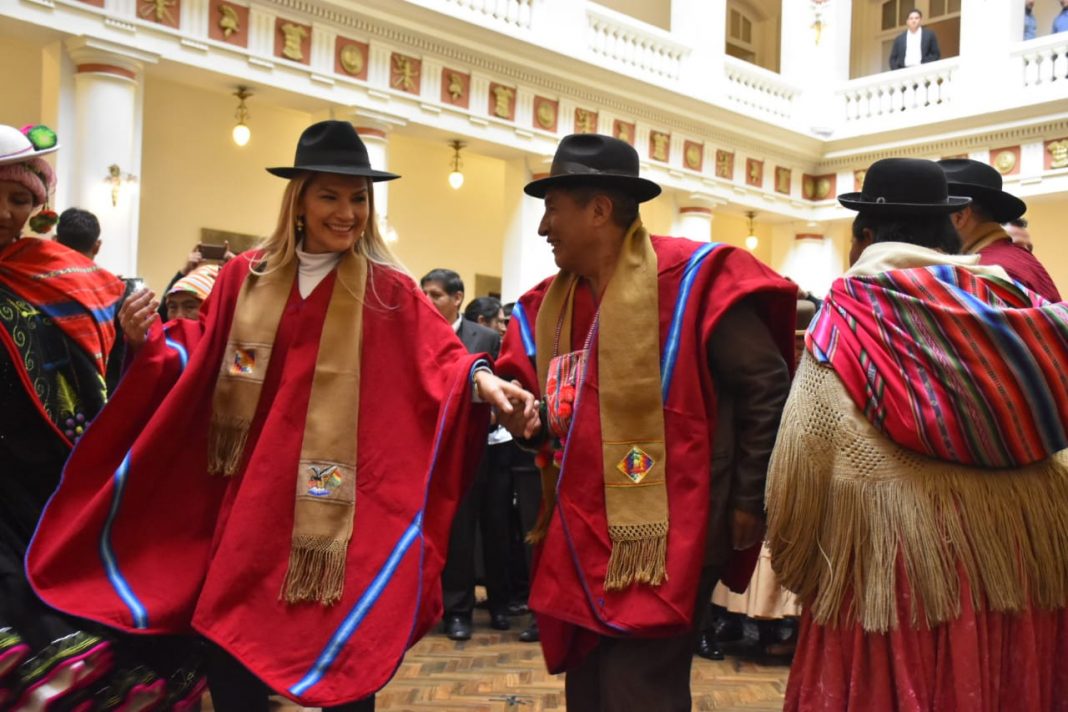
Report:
208,610,789,712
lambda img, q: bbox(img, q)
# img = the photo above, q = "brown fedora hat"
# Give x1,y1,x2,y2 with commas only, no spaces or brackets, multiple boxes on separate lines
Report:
524,134,661,202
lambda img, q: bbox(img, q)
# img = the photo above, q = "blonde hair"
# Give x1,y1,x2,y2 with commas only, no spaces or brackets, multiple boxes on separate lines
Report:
254,172,408,277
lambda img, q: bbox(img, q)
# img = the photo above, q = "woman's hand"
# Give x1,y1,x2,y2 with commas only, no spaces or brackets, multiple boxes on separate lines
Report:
474,372,540,439
119,288,159,349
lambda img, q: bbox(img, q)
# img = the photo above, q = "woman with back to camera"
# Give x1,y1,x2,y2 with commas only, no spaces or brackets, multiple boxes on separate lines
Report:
27,121,539,711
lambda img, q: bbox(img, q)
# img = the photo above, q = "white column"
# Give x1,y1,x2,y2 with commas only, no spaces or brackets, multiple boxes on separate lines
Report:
501,158,556,303
956,0,1017,114
673,205,714,242
65,38,149,279
780,0,852,135
777,230,842,298
353,122,394,241
671,0,726,96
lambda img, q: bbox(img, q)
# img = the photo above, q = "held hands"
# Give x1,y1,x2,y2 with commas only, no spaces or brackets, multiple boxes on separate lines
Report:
730,509,765,552
473,372,541,439
118,288,159,349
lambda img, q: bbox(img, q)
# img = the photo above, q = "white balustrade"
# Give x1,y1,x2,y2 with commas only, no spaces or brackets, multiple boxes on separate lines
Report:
585,3,689,81
722,56,799,121
838,60,956,123
1013,33,1068,89
441,0,534,30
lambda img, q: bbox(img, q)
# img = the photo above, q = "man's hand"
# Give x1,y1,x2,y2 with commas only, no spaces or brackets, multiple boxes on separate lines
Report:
730,509,765,551
474,373,540,439
119,288,159,349
182,248,203,275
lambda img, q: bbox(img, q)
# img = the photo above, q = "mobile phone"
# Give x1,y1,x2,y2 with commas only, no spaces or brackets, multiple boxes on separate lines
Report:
197,243,228,261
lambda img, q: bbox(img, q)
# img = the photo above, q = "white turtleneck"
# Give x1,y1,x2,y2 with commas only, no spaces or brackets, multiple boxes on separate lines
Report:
295,243,342,298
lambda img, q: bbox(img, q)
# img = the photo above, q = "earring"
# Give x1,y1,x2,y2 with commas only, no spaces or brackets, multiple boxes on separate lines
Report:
295,216,305,235
28,204,59,234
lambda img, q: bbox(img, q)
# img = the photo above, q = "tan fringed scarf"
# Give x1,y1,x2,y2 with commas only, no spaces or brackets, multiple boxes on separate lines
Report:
208,252,366,606
533,220,669,591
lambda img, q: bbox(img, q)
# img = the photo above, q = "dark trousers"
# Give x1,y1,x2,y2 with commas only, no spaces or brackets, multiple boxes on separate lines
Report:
441,442,512,616
564,565,721,712
206,645,374,712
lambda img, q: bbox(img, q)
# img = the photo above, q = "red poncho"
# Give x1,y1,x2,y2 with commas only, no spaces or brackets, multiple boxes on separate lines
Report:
27,254,489,706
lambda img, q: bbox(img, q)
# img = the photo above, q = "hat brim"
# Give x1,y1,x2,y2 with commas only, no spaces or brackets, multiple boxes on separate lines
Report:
266,165,400,182
944,183,1026,223
838,192,971,215
0,145,59,167
524,173,662,202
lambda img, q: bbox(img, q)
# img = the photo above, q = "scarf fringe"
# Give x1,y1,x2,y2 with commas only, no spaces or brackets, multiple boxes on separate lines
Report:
279,536,347,606
206,419,251,476
604,523,668,591
767,357,1068,633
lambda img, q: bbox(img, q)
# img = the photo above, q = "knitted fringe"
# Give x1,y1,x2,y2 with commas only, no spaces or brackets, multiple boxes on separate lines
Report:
766,358,1068,633
206,419,250,476
279,536,347,605
525,466,559,545
604,523,668,591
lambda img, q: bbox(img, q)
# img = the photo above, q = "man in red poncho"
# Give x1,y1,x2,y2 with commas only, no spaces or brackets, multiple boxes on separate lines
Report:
495,133,795,711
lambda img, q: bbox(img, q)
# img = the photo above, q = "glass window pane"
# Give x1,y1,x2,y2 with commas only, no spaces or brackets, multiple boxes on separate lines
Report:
899,3,911,25
930,0,945,17
730,9,740,39
742,17,751,44
948,0,960,12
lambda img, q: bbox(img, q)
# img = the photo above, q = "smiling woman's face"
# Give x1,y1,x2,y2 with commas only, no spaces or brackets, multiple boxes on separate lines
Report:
299,173,370,254
0,179,35,248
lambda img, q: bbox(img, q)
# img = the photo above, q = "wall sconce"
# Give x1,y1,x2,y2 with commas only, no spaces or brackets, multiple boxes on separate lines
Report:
448,139,466,190
232,86,252,147
744,211,759,251
105,164,137,207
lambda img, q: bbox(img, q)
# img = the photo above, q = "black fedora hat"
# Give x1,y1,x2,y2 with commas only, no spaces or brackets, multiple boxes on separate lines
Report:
524,134,661,202
936,159,1026,223
838,158,970,215
267,120,399,182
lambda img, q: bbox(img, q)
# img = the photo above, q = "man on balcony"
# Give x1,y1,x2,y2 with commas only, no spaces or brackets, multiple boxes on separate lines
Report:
889,9,941,70
1055,0,1068,34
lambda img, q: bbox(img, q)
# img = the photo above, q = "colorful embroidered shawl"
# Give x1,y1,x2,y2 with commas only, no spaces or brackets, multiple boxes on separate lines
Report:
807,264,1068,468
0,238,123,375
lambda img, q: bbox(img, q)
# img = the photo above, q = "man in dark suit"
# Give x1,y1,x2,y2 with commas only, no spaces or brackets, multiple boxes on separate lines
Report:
889,8,940,70
420,268,509,641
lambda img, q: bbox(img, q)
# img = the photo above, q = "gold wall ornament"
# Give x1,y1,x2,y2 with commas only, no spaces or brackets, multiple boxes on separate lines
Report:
490,84,515,119
746,158,764,187
391,54,420,93
211,0,248,45
217,3,238,36
339,44,364,75
139,0,176,25
649,131,670,162
854,169,866,192
715,150,734,179
775,166,791,194
574,108,597,134
447,73,464,101
534,97,558,131
991,148,1018,175
613,120,634,145
803,173,836,200
811,0,830,45
1046,139,1068,170
280,22,308,61
683,141,702,171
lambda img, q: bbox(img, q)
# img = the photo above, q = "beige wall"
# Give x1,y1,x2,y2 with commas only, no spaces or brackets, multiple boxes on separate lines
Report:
0,36,43,128
137,76,310,291
597,0,671,30
1023,198,1067,296
387,135,508,301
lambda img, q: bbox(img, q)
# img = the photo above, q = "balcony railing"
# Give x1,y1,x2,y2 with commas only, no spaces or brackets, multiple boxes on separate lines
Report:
585,3,689,81
839,60,957,124
723,56,799,121
1014,32,1068,90
441,0,534,30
